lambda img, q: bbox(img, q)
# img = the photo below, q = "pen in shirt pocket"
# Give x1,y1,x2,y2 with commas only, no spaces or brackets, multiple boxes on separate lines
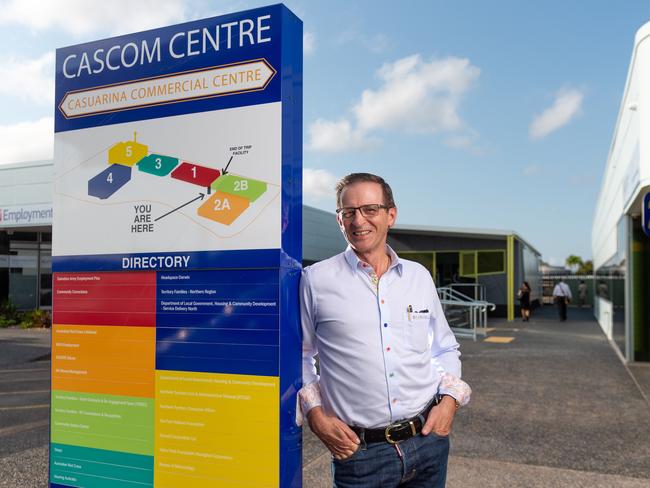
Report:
407,304,413,321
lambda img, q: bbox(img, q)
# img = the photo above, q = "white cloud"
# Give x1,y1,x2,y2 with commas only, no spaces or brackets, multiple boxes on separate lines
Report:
308,54,480,152
303,168,338,201
354,55,479,134
0,118,53,164
529,88,584,140
523,164,540,176
307,118,377,152
336,30,389,54
0,53,54,105
304,31,316,56
0,0,187,36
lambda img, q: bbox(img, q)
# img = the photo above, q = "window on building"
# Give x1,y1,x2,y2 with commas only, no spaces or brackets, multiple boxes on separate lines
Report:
460,252,476,277
477,250,505,275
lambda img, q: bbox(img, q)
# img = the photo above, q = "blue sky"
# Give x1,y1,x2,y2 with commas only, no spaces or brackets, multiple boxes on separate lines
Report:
1,0,649,265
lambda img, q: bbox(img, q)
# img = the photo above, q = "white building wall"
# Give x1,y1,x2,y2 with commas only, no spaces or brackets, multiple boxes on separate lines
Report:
593,23,650,269
0,161,54,229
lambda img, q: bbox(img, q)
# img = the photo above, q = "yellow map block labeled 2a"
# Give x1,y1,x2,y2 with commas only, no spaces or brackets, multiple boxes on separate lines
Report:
108,132,148,167
197,191,249,225
154,370,279,488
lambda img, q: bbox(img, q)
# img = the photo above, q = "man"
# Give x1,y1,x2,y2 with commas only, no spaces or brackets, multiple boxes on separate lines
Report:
298,173,470,487
552,279,572,321
578,280,588,307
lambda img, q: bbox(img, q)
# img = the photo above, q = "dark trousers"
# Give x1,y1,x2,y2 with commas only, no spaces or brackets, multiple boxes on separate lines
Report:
332,433,449,487
556,298,567,321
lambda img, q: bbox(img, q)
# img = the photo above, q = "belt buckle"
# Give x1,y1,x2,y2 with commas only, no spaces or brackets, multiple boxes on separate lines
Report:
384,420,417,444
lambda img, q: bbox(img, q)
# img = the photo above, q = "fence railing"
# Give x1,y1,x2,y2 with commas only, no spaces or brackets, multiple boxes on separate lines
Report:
437,286,495,341
448,282,486,301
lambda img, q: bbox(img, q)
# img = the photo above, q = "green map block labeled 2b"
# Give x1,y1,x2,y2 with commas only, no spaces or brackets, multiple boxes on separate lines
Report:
212,174,267,202
137,154,179,177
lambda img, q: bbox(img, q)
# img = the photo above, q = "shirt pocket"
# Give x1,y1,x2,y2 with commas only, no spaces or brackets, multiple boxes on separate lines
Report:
401,312,430,353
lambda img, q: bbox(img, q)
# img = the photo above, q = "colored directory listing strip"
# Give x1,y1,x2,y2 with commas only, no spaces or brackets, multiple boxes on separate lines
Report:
155,370,279,487
51,390,154,456
53,271,156,327
156,269,279,376
52,324,155,398
51,443,153,488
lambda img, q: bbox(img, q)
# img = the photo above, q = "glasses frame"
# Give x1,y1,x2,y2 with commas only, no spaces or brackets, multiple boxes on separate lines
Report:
336,204,391,220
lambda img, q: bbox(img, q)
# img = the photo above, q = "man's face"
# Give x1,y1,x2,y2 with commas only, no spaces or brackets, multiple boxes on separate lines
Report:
337,181,397,256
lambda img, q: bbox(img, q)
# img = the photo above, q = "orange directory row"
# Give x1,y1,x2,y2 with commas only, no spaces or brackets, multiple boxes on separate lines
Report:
52,324,155,398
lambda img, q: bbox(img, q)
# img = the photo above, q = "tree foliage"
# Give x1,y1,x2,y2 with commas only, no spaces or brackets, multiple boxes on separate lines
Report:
578,260,593,275
564,255,593,275
565,255,583,273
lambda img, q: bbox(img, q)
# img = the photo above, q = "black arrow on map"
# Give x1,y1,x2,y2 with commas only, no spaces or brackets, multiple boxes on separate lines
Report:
154,193,205,222
221,156,234,175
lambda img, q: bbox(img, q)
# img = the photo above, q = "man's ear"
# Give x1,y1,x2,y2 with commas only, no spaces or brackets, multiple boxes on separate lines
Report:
387,206,397,228
336,212,344,229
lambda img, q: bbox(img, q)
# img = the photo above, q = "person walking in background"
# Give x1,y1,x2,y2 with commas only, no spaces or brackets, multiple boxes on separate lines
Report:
597,279,609,300
578,280,588,307
517,281,531,321
552,279,572,321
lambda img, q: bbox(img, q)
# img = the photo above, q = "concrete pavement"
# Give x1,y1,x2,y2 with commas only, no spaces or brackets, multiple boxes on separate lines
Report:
303,306,650,487
0,328,50,488
2,305,650,487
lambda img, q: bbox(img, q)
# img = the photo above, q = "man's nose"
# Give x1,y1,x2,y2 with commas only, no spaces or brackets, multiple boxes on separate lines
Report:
351,208,367,225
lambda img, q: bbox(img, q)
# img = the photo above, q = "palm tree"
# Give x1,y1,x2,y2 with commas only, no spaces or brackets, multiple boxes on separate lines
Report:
565,255,583,274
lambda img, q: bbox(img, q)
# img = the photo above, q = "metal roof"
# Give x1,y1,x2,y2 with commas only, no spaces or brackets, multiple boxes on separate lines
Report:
390,222,542,257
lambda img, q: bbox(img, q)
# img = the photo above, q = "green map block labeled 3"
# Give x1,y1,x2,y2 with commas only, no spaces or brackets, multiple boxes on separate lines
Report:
211,174,267,202
137,154,179,177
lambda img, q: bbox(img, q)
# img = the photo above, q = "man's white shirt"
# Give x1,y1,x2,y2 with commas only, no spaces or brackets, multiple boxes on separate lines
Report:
300,245,464,429
552,282,572,299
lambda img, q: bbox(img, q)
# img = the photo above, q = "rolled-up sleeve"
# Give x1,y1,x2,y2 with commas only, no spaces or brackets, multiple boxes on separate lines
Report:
429,283,462,377
296,269,322,424
429,282,472,406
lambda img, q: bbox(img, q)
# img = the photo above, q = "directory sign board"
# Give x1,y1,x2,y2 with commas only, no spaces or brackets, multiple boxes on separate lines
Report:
51,5,302,487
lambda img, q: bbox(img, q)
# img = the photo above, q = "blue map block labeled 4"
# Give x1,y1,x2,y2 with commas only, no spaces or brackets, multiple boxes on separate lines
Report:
88,164,132,199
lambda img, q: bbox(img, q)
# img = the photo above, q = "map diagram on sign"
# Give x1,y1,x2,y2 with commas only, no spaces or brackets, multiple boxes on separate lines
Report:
53,103,283,256
89,132,269,226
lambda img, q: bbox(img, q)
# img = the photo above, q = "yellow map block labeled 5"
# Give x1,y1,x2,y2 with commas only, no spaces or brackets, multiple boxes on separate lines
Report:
108,133,148,167
197,191,249,225
154,370,279,487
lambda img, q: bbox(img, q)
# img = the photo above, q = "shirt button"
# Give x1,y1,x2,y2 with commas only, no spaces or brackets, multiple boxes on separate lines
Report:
384,323,388,327
386,347,390,352
389,373,394,378
392,399,397,404
380,299,385,304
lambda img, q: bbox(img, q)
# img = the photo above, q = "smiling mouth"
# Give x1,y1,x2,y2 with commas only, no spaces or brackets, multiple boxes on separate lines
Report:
352,230,372,236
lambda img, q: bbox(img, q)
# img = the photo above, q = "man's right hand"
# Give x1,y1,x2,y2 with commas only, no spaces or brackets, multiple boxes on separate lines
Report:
307,406,360,460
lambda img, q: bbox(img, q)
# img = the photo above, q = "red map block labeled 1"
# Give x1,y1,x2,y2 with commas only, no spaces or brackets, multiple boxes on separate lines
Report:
171,162,220,188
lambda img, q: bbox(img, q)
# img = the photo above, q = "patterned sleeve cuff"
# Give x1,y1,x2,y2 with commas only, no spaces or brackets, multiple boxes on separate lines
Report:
295,382,322,426
438,372,471,407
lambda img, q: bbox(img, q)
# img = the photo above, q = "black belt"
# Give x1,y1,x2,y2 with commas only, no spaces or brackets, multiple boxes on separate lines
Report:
351,395,441,444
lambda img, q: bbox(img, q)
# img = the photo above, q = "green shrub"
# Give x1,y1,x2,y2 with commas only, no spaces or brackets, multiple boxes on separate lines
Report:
19,309,52,329
0,299,21,328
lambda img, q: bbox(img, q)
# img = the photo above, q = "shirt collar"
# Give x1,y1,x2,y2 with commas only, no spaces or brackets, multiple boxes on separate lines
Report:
343,244,403,276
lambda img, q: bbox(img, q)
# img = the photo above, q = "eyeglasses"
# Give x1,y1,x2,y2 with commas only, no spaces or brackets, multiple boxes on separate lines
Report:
336,204,390,219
